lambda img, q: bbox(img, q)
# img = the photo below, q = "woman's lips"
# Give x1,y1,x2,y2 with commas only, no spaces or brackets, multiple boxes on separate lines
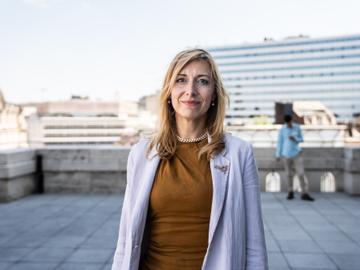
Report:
181,100,200,107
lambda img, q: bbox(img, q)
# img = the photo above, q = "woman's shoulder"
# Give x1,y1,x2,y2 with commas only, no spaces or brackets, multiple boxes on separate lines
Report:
131,137,150,150
223,133,254,163
223,132,252,151
128,137,152,159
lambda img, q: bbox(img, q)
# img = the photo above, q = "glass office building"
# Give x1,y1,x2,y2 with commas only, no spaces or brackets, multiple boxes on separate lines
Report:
208,34,360,124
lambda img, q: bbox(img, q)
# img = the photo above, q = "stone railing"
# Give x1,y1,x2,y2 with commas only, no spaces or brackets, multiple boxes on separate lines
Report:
38,146,128,194
228,125,346,147
254,147,346,193
0,148,37,201
1,146,359,202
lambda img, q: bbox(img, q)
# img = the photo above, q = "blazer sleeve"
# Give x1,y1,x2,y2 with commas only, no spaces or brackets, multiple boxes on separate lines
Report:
111,148,135,270
243,144,269,270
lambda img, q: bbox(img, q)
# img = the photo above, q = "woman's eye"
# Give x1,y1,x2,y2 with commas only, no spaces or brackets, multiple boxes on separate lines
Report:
198,78,209,85
175,78,186,83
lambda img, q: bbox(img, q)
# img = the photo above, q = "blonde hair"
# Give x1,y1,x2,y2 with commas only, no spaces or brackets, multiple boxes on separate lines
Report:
148,48,229,160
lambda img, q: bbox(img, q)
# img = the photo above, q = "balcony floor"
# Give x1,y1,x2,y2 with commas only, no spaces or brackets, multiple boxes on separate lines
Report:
0,192,359,270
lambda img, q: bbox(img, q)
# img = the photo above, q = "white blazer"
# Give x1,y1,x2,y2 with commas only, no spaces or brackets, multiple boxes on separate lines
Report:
111,133,268,270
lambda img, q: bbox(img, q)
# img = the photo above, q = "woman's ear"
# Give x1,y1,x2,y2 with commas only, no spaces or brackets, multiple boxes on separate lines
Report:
211,93,217,103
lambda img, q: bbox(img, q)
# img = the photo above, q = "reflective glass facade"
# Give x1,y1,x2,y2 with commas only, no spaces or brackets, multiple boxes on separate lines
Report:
209,34,360,123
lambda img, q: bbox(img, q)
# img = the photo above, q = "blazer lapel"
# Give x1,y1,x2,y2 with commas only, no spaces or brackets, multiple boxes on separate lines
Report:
208,151,230,246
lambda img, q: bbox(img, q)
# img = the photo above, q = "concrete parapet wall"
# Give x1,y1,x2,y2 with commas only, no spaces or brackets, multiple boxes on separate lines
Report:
343,148,360,195
0,149,37,202
38,146,129,194
1,145,359,201
254,147,346,193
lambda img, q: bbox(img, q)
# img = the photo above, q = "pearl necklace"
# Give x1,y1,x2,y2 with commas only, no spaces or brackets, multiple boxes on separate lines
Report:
176,131,208,143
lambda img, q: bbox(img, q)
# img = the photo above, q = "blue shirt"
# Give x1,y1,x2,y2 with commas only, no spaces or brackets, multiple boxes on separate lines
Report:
276,123,304,158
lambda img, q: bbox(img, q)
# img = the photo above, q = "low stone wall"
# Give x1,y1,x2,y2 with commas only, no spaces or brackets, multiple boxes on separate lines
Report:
38,146,129,194
343,147,360,195
0,149,37,202
254,147,346,192
1,146,359,202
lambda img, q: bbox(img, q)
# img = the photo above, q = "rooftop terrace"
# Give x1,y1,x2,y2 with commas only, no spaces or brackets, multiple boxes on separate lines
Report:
0,192,359,270
0,145,360,269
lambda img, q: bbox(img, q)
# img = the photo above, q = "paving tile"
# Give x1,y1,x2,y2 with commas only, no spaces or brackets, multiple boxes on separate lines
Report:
268,252,289,269
299,223,339,232
277,240,323,253
102,263,112,270
325,214,359,225
22,247,74,262
308,230,350,241
56,263,104,270
271,228,312,241
328,254,360,270
0,262,12,270
292,268,332,270
92,221,119,238
0,248,32,262
0,234,17,248
90,228,118,240
284,253,337,269
4,234,48,248
80,236,117,249
42,236,87,248
266,217,299,227
65,248,113,263
316,240,360,254
59,224,98,238
345,232,360,243
7,262,58,270
264,234,280,252
30,220,72,237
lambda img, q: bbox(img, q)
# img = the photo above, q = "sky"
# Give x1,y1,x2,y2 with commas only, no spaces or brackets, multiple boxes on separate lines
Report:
1,0,360,104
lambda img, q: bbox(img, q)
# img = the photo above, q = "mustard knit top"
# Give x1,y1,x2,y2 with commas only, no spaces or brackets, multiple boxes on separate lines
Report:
139,139,212,270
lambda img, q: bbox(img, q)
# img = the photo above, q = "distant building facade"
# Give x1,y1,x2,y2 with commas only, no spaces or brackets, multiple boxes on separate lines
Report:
0,90,29,149
26,97,155,147
208,34,360,125
138,91,159,116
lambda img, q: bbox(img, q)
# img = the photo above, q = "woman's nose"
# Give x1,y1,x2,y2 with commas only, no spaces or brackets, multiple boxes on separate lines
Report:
185,80,197,95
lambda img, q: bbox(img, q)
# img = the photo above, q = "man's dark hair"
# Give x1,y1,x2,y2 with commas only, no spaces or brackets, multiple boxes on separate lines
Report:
284,114,292,123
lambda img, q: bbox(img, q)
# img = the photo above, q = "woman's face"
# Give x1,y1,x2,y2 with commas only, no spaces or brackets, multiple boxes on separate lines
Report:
170,60,215,125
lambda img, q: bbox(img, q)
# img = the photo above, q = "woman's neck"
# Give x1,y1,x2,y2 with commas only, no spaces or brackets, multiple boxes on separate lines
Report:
176,118,206,139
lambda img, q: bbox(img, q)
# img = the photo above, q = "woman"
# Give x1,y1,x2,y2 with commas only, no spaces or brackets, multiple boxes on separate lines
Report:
112,49,268,270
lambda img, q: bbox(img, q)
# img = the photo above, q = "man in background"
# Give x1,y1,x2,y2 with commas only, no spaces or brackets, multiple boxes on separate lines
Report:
276,115,315,201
